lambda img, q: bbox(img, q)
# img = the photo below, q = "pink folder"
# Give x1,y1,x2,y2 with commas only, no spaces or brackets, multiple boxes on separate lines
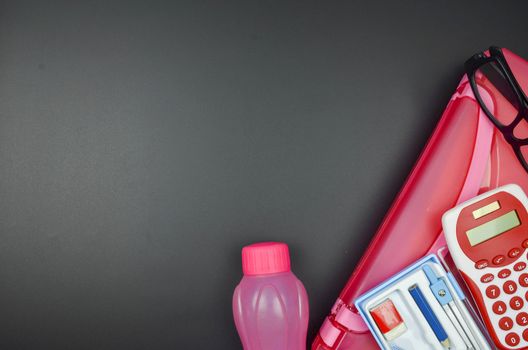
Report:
312,47,528,350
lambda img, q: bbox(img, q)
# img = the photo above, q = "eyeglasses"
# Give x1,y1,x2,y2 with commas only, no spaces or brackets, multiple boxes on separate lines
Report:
465,46,528,173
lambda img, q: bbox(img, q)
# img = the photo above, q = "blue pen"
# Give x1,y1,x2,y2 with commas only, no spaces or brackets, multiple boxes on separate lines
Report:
409,284,450,348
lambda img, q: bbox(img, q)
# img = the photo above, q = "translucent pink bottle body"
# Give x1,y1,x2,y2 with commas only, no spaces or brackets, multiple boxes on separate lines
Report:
232,242,309,350
233,271,309,350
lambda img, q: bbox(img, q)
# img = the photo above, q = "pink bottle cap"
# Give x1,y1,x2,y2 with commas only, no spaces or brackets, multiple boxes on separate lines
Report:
241,242,291,275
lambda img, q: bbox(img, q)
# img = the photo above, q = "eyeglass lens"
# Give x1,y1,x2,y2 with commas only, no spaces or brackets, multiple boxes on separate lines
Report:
475,60,521,127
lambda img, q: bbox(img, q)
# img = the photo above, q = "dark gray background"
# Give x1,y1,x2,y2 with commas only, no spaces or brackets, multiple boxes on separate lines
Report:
0,1,527,349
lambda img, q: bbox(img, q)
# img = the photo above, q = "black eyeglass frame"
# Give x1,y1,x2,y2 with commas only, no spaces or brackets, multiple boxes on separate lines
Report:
465,46,528,172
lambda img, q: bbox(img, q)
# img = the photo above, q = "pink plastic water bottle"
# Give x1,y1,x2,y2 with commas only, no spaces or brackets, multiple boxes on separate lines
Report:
232,242,309,350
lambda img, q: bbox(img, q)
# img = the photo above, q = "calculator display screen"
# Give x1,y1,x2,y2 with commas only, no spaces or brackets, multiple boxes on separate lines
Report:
466,210,521,246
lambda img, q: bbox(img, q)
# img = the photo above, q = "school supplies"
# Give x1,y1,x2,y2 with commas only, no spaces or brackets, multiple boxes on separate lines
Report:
409,284,450,348
370,299,407,341
443,184,528,349
312,47,528,350
422,265,476,349
355,255,490,350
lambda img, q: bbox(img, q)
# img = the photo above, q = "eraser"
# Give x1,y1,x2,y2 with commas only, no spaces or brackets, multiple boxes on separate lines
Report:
369,299,407,341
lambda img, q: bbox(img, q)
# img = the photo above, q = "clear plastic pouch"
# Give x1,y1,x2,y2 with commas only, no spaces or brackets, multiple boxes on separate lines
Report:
313,48,528,350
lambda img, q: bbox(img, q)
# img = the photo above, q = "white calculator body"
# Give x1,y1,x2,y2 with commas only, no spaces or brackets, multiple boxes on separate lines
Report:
443,184,528,350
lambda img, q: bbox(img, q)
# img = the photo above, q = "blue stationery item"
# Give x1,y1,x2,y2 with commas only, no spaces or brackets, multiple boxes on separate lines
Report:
355,254,491,350
423,265,454,304
408,284,450,348
423,265,476,349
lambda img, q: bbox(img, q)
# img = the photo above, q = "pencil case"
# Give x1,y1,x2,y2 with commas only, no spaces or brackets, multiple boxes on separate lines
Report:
355,255,491,350
312,47,528,350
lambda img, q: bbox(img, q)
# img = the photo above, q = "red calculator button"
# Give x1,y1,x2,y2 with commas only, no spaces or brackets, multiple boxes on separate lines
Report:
480,273,494,283
504,281,517,294
493,255,506,265
493,301,507,315
520,273,528,287
523,328,528,342
509,247,522,258
475,259,489,269
498,269,511,279
510,296,524,310
486,285,500,299
523,239,528,248
499,317,514,330
517,312,528,326
514,262,527,271
506,332,521,347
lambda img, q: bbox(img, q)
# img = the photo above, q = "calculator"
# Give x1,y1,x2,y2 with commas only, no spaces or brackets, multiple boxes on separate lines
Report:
443,184,528,350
